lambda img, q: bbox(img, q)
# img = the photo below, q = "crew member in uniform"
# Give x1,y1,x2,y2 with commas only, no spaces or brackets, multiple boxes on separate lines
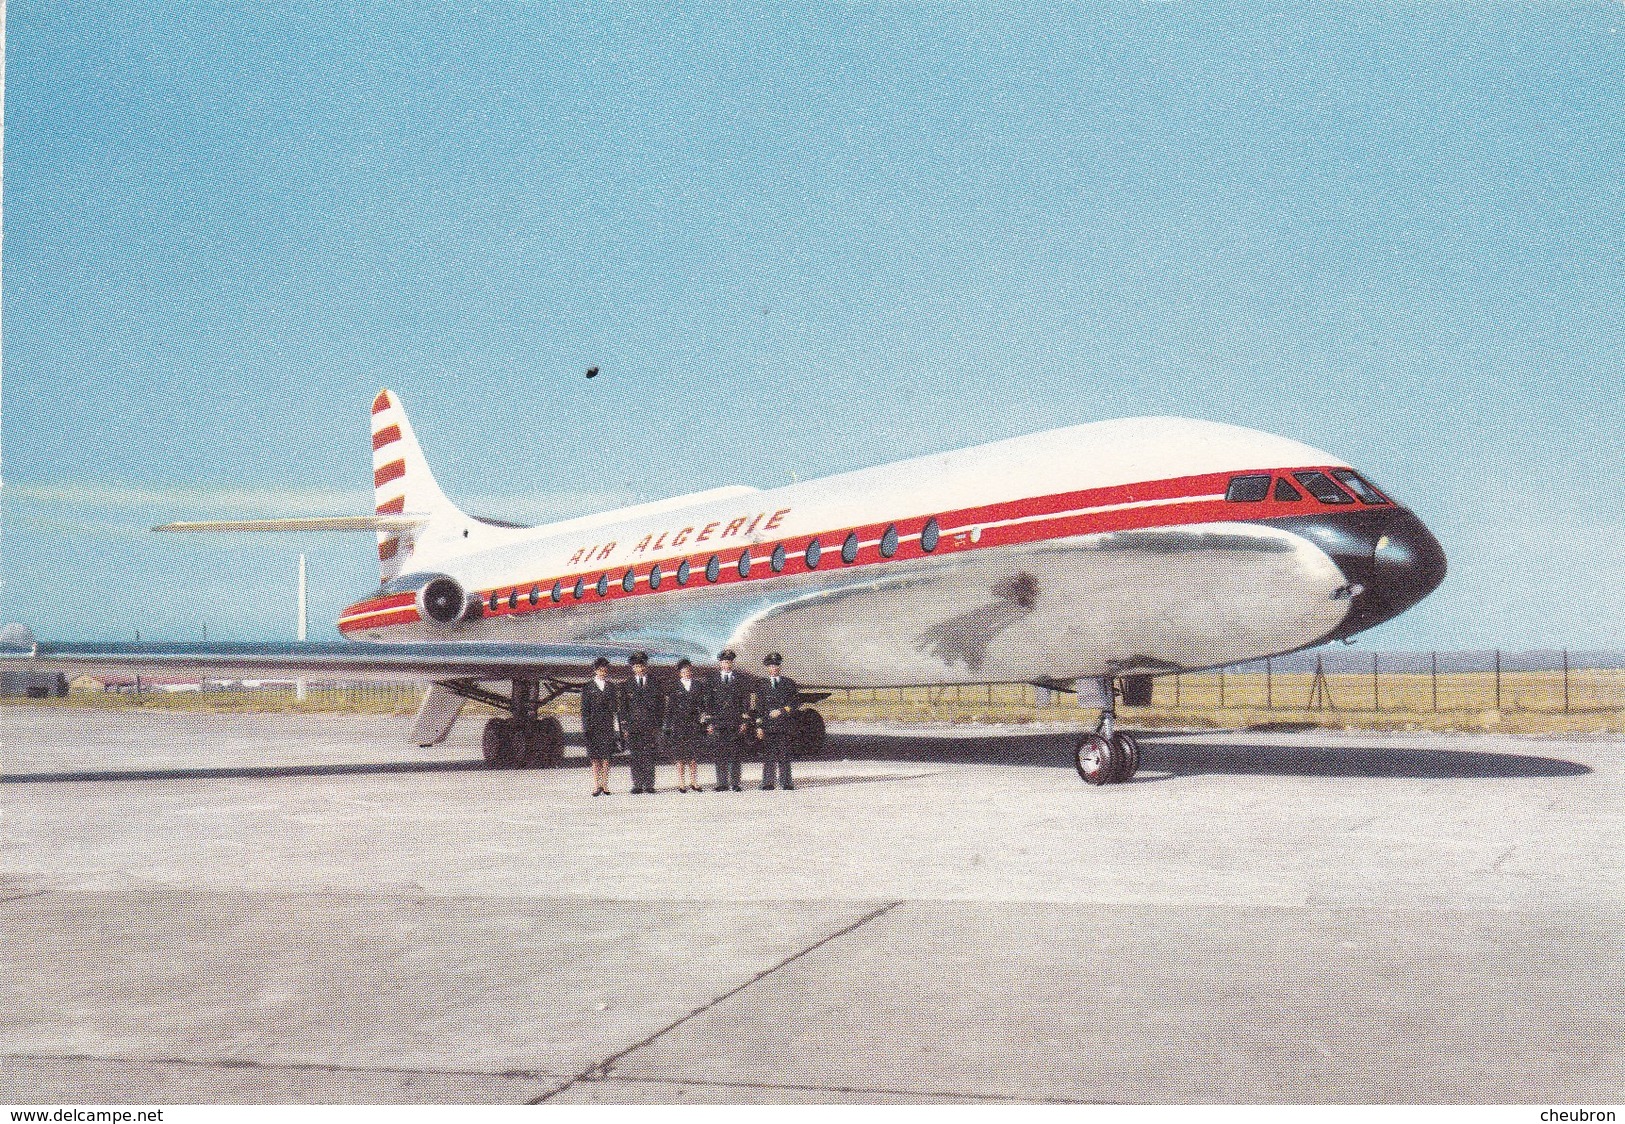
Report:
619,651,663,794
663,658,706,793
581,656,620,796
706,649,750,792
756,652,800,791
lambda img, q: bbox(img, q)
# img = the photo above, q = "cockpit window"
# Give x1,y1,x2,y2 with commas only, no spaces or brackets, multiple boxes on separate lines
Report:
1274,477,1303,502
1225,475,1271,502
1293,471,1355,505
1331,469,1390,505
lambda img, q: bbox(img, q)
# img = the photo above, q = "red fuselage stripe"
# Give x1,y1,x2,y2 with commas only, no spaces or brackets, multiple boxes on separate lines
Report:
351,607,419,630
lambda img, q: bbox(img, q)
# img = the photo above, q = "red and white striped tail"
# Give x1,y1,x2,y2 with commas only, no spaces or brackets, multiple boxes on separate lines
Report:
369,389,465,581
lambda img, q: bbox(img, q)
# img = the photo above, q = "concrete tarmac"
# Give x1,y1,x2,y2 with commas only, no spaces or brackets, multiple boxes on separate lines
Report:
2,708,1621,1104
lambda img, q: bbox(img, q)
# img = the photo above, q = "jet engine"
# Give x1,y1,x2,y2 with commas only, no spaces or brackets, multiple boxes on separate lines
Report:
416,575,471,624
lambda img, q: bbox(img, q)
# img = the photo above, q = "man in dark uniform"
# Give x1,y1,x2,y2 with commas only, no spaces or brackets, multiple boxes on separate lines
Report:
618,651,663,794
756,652,800,791
580,656,619,796
663,658,707,792
705,648,751,792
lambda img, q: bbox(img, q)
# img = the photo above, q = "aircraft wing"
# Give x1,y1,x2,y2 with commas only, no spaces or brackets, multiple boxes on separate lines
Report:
0,626,690,684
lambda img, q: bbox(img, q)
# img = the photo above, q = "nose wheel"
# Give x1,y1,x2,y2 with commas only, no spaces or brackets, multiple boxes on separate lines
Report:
1074,731,1141,784
1075,733,1117,785
1112,731,1140,780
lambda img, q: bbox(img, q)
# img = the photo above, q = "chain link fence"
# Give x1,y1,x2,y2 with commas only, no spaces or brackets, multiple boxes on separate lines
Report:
36,651,1625,729
805,650,1625,732
1157,650,1625,715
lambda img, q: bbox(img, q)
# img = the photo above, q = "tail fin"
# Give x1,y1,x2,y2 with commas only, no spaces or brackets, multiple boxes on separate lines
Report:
370,389,469,580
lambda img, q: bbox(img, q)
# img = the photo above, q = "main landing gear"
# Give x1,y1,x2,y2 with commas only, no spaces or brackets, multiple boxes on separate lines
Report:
482,714,564,769
1074,678,1141,786
438,677,567,770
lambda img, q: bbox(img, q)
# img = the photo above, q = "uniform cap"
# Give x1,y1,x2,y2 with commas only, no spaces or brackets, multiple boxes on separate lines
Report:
763,652,783,666
717,648,737,661
592,656,611,670
628,651,649,667
676,658,693,671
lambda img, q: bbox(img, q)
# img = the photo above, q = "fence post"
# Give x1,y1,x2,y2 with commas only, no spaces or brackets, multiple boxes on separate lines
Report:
1372,651,1380,712
1218,669,1226,709
1562,649,1570,713
1430,651,1438,711
1308,654,1333,710
1494,649,1502,711
1265,658,1273,709
1174,672,1181,707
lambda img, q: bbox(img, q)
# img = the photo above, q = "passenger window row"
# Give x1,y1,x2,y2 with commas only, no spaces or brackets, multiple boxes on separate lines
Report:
480,516,944,614
1225,470,1389,507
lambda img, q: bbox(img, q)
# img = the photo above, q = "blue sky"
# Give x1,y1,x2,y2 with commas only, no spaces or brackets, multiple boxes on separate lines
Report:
3,3,1621,648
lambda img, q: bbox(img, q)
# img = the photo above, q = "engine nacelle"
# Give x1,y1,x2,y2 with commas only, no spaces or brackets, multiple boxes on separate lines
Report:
416,575,470,624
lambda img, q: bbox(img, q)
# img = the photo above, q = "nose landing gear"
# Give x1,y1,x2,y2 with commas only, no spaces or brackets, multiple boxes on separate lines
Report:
1072,677,1142,785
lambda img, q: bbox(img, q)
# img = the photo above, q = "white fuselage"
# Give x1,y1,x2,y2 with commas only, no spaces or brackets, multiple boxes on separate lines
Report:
341,417,1383,686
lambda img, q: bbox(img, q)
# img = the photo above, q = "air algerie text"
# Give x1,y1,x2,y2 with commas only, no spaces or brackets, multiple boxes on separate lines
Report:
566,508,792,568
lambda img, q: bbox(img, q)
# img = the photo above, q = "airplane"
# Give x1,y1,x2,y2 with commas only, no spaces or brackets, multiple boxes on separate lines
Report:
0,388,1446,785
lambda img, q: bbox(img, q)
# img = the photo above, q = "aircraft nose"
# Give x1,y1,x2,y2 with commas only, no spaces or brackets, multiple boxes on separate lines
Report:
1268,507,1446,641
1371,508,1447,615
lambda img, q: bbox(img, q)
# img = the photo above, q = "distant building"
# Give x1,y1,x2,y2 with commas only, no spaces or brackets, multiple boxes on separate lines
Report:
1,670,69,698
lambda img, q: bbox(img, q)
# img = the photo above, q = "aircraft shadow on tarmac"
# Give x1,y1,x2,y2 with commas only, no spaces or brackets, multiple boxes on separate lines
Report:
3,732,1589,785
2,760,957,788
1,760,492,785
822,731,1592,780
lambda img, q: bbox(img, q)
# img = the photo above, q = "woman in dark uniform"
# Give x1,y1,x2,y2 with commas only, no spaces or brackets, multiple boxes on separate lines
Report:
663,658,707,792
581,656,620,796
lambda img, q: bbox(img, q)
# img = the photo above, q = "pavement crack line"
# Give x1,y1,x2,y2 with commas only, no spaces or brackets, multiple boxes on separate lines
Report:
0,889,57,904
531,899,904,1104
601,1072,1099,1104
1,1052,568,1083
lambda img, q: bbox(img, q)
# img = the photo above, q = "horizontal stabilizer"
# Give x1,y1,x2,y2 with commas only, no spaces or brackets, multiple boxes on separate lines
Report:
152,515,429,533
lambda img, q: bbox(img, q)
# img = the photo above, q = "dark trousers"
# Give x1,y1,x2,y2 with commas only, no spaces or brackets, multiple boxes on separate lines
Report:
628,735,658,790
713,734,744,789
761,731,793,788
